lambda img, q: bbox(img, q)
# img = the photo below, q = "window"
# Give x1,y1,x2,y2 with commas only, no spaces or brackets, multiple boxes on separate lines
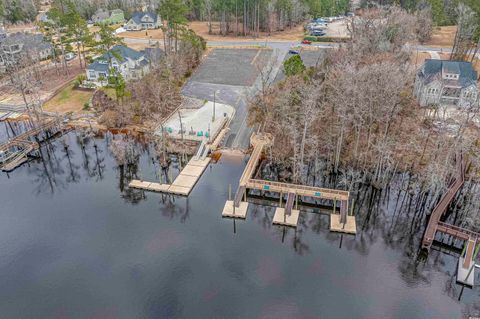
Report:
88,71,96,78
427,88,438,94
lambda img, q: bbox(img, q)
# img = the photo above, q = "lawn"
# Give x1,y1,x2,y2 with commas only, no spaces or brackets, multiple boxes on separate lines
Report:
43,82,94,114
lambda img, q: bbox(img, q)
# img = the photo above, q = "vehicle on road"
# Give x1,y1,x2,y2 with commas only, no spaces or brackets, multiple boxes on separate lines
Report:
302,39,312,45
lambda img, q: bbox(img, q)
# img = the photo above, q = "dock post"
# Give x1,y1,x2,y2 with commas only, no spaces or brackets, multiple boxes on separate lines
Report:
279,192,283,207
461,243,468,258
333,198,336,214
228,184,231,201
295,193,298,210
474,242,480,260
350,198,355,216
244,188,247,202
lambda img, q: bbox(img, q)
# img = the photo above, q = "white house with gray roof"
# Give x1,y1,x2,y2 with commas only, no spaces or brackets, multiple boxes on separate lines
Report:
414,59,479,108
86,45,151,86
125,12,161,31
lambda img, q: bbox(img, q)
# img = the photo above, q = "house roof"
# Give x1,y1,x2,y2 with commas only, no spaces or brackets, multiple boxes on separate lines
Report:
419,59,478,88
98,45,143,63
0,32,52,52
86,61,109,72
142,47,164,61
87,45,145,70
130,12,159,24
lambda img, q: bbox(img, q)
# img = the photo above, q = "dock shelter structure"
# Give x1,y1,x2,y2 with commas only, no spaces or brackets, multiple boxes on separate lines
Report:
222,133,356,234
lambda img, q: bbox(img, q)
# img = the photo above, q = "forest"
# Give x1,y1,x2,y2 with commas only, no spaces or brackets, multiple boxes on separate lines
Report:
1,0,349,31
248,6,480,230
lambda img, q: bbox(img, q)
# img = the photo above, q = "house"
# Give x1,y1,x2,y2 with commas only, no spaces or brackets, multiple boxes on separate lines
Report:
0,32,52,70
92,9,125,25
125,12,161,31
414,59,479,108
86,45,153,86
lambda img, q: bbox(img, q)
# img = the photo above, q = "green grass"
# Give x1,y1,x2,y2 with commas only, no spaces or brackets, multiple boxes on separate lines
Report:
44,81,94,113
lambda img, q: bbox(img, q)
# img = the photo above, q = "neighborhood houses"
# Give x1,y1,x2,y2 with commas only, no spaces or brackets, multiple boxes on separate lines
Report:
124,12,161,31
414,59,479,108
91,9,125,25
86,45,157,86
0,32,52,72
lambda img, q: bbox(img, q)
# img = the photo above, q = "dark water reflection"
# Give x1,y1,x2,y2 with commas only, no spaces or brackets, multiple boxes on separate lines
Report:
0,127,478,319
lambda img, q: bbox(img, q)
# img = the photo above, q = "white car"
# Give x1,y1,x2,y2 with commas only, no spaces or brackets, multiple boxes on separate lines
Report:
65,52,76,61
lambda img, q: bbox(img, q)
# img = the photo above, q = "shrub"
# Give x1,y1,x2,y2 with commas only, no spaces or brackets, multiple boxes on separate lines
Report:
284,55,306,77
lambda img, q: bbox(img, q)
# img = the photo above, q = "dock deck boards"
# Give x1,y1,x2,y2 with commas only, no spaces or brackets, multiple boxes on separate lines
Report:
129,157,211,196
330,214,357,234
273,207,300,227
222,200,248,219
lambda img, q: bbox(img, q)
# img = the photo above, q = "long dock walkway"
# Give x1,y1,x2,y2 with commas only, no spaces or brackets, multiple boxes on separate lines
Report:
224,133,355,234
419,153,479,285
0,118,62,171
129,157,210,196
421,154,480,250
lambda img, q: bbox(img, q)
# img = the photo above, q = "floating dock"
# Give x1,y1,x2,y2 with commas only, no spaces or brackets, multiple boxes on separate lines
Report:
129,157,211,196
456,238,478,287
273,207,300,227
222,200,249,219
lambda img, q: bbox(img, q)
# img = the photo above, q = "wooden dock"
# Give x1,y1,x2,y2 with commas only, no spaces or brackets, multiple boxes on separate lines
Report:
0,118,63,171
129,157,211,196
421,154,480,252
225,133,355,233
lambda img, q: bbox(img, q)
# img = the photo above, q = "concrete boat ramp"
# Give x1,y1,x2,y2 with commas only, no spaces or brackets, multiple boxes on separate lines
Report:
129,157,211,196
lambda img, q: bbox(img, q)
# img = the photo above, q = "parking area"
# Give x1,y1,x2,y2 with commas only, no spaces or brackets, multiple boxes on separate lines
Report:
190,48,272,87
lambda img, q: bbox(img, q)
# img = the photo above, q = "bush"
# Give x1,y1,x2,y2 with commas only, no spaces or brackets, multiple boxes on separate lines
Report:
83,102,90,110
303,36,349,43
284,55,306,77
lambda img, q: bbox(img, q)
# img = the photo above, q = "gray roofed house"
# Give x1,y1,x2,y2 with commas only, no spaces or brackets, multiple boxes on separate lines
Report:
86,45,154,86
0,32,53,71
125,11,161,31
414,59,479,108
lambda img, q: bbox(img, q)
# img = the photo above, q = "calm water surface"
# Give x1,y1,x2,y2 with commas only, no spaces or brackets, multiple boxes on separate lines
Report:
0,127,478,319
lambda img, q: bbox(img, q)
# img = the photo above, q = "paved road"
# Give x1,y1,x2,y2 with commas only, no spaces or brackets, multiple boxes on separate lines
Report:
181,45,288,150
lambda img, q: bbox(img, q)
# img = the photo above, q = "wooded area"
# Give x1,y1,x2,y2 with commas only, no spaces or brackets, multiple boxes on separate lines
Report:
248,7,480,231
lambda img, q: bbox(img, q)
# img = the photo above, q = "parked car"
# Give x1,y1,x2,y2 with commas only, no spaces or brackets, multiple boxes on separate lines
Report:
311,30,325,36
288,49,300,55
65,52,76,61
301,39,312,45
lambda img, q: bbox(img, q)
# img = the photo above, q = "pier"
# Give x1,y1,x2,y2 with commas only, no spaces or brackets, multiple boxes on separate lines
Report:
129,157,211,196
223,133,356,234
0,118,63,171
420,153,479,285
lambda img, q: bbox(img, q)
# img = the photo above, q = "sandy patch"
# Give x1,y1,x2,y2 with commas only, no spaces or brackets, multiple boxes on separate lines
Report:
425,26,457,48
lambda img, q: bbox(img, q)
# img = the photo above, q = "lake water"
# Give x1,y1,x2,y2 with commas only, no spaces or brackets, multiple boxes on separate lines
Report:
0,127,478,319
